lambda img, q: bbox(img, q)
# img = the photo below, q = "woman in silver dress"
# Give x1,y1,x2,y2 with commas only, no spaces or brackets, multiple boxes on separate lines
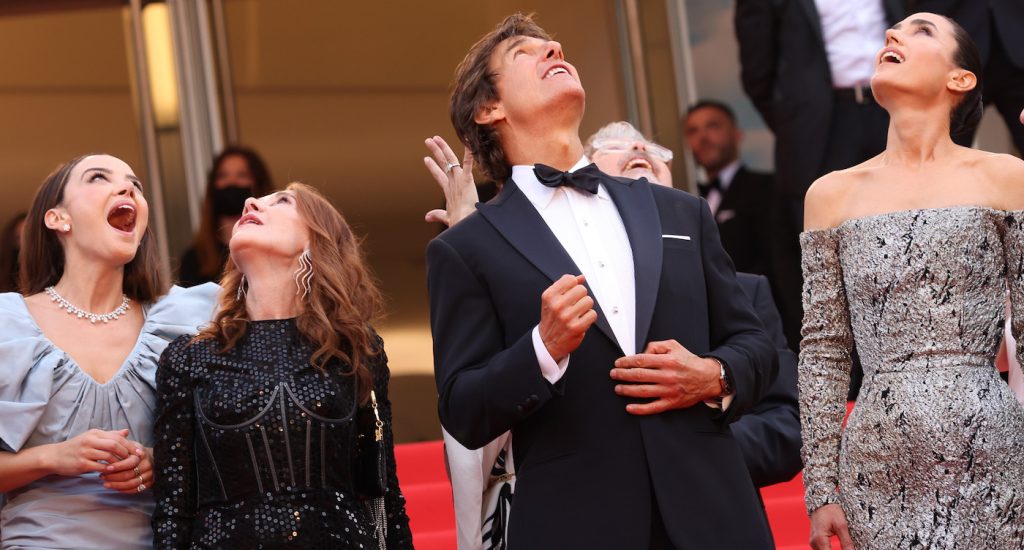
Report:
800,12,1024,550
0,154,216,549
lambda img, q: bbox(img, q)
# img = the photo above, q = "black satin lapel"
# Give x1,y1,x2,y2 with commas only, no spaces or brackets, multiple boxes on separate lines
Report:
797,0,825,46
603,178,663,353
478,181,619,348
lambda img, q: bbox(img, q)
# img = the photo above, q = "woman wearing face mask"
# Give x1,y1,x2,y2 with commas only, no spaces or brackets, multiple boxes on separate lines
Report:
0,154,217,549
153,183,412,549
178,145,273,287
799,13,1024,549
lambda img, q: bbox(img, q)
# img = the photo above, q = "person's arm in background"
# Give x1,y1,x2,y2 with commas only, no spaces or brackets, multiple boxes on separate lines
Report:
730,273,802,487
735,0,781,130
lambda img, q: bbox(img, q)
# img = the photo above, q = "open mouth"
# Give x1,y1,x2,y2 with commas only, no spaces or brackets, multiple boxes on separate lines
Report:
543,65,570,79
623,156,653,172
880,50,905,64
106,204,137,233
238,213,262,227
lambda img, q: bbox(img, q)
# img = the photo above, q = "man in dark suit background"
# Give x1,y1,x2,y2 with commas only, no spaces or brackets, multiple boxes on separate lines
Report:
426,13,776,549
732,272,802,488
911,0,1024,152
735,0,904,396
683,100,788,343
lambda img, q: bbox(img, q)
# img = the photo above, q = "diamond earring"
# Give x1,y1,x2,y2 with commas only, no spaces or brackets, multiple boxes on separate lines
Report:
62,223,70,232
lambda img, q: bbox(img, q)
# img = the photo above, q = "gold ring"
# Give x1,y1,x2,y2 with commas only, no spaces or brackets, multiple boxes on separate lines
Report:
133,467,141,477
137,475,144,484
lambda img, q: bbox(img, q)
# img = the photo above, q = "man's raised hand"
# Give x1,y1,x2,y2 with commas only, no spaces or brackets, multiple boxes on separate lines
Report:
539,275,597,361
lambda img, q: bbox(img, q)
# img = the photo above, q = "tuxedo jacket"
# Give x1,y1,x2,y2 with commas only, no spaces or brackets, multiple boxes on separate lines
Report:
735,0,904,197
427,173,777,549
714,166,775,277
732,273,802,488
910,0,1024,69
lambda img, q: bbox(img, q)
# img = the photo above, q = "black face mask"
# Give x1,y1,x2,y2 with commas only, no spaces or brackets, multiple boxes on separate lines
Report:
211,186,253,217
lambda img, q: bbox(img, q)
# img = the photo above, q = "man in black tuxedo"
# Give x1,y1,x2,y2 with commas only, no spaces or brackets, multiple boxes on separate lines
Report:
682,101,788,341
427,121,801,548
426,13,776,549
685,101,774,279
911,0,1024,152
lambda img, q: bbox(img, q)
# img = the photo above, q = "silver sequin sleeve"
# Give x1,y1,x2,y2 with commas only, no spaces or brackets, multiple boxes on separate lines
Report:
1001,213,1024,369
798,229,853,515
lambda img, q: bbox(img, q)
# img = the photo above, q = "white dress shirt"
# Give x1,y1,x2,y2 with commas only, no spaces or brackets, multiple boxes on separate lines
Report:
813,0,887,88
512,157,637,383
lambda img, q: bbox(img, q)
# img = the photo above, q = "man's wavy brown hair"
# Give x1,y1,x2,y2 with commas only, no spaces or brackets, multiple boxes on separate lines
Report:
449,13,551,183
195,182,383,403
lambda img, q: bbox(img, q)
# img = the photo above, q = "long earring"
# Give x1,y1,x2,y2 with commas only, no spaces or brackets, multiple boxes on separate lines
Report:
294,249,313,299
236,275,248,301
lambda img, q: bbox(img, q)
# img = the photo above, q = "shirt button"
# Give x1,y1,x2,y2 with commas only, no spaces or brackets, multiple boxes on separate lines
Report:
598,261,605,268
612,306,620,315
583,220,589,227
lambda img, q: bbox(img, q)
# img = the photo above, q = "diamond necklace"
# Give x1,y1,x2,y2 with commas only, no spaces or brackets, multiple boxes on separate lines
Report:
44,286,131,324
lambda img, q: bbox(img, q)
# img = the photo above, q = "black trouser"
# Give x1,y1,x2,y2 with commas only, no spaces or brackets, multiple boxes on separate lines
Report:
773,93,888,399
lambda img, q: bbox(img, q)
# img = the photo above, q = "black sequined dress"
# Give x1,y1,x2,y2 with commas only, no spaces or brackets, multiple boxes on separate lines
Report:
152,319,412,549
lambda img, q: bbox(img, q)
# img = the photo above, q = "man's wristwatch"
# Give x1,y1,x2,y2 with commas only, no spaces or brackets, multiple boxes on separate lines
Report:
713,358,734,396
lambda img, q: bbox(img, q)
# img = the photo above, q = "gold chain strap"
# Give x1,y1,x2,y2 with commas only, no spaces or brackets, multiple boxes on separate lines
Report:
370,390,384,442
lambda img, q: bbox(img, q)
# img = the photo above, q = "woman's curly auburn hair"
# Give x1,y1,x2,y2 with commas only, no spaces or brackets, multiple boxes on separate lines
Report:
195,182,384,403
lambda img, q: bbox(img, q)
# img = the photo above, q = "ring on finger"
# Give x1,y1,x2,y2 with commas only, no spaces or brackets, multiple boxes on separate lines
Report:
133,466,141,477
444,161,461,173
137,475,144,484
136,483,146,493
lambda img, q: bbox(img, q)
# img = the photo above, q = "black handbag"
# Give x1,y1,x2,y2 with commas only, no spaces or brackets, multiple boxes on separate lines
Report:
355,389,387,497
355,390,388,549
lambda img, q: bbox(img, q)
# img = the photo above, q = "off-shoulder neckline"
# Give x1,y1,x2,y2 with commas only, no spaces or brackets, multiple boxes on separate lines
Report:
13,295,152,387
801,205,1024,236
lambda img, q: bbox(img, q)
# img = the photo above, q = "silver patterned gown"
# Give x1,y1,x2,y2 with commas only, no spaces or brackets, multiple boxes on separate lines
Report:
799,206,1024,548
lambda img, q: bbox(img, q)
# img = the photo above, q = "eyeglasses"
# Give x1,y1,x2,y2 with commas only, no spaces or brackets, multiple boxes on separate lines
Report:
591,139,674,163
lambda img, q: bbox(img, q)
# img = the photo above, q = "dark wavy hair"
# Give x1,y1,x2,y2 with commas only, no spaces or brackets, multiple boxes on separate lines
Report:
20,155,167,300
195,183,383,403
449,13,551,183
946,16,983,144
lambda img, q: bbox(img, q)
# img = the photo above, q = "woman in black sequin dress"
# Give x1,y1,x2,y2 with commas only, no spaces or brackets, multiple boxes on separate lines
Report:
152,183,412,549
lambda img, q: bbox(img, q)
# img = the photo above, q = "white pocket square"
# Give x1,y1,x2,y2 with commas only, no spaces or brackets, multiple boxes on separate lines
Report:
662,234,691,241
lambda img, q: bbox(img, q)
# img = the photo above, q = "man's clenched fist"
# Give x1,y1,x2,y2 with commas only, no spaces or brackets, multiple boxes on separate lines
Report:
539,274,598,361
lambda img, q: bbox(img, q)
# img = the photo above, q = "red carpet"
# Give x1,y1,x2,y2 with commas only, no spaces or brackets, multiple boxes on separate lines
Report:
395,403,854,550
395,441,818,549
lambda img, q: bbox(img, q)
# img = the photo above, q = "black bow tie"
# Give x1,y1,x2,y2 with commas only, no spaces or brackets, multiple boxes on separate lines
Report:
534,163,604,194
697,177,721,198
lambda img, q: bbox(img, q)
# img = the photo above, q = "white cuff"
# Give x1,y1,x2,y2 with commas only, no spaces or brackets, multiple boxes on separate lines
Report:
703,394,734,410
532,326,570,384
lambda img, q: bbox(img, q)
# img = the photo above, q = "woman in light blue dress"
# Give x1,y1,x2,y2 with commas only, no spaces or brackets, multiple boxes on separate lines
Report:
0,154,217,549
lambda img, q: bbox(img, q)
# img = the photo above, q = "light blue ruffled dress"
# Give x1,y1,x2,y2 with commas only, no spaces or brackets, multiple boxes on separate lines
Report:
0,283,218,550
